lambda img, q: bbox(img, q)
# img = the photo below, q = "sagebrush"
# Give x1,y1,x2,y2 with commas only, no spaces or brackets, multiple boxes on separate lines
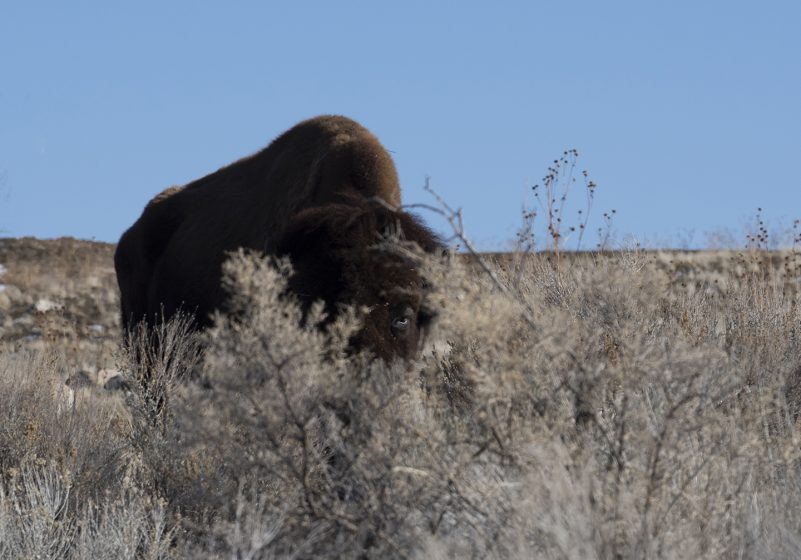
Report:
2,242,801,558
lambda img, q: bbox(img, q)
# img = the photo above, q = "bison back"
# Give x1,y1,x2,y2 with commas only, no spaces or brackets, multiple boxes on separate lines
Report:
116,115,403,330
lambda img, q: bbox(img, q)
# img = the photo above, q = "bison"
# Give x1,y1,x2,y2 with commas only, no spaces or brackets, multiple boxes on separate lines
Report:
114,115,441,362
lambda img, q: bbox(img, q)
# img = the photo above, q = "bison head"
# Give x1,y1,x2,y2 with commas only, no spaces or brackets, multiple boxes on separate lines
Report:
275,201,441,361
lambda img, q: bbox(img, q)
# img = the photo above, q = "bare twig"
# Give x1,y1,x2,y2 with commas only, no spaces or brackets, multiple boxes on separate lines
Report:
404,178,540,330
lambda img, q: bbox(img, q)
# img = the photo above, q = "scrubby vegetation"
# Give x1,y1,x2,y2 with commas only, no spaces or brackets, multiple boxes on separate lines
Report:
2,159,800,558
2,232,801,558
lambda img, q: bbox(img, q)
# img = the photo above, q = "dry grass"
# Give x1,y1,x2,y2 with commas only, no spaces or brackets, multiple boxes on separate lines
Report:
2,232,801,558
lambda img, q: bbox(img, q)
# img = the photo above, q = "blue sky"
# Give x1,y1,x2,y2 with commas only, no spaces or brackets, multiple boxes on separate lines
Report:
1,1,799,249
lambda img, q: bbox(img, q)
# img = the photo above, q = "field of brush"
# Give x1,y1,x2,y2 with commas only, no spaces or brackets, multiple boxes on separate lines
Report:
2,236,801,558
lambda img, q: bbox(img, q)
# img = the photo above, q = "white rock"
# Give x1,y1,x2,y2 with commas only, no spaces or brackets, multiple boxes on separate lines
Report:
34,298,63,312
0,264,6,276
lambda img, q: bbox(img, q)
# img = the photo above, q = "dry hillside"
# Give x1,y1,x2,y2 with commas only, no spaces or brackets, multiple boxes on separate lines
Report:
2,236,801,558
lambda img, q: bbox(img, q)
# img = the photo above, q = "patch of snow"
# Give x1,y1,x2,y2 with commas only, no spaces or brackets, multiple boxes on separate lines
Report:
0,264,6,276
88,324,105,334
0,284,5,292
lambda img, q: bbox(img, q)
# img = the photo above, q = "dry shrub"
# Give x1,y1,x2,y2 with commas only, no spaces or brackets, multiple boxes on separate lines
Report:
123,312,203,428
0,461,175,560
0,348,176,559
3,242,801,558
169,251,526,557
163,247,801,558
0,349,133,503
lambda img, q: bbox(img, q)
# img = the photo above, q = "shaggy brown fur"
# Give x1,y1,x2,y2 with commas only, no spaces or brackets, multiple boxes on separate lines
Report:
115,115,441,361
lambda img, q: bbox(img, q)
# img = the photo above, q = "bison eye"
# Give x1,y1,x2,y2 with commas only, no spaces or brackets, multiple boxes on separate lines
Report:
392,316,410,331
391,305,414,334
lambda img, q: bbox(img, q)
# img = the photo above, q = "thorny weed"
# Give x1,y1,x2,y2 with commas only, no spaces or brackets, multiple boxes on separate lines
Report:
518,149,615,267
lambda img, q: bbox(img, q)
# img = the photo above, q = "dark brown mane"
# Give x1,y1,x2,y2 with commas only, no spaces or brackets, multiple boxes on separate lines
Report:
274,200,441,357
276,199,441,258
